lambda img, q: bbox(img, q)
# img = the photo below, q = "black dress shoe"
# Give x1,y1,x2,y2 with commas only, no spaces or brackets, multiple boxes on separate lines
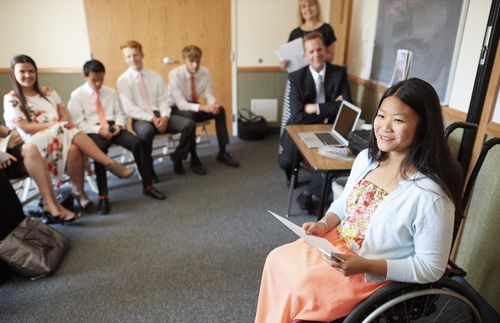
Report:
217,152,240,167
296,191,312,211
98,198,110,215
143,186,167,200
190,160,207,175
171,157,185,175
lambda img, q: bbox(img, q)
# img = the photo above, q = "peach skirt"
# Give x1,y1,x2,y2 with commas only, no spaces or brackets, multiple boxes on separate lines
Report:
255,229,387,323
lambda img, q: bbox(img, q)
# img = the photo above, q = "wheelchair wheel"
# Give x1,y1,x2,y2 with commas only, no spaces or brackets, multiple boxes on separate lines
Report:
343,278,482,323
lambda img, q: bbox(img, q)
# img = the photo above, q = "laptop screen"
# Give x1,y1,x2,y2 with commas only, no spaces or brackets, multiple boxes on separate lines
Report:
333,101,361,138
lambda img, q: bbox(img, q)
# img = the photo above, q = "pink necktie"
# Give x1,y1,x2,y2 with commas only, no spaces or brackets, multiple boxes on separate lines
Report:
138,73,153,113
95,90,109,128
190,75,197,103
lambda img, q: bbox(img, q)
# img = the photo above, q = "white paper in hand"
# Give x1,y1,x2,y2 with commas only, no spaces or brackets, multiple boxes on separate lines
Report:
267,210,342,261
275,38,309,73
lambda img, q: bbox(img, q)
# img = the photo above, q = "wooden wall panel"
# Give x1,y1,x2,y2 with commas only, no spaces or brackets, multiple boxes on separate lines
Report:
83,0,231,134
330,0,352,66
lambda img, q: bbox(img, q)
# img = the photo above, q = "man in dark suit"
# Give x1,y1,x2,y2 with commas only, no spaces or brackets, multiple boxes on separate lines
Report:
279,31,352,213
279,31,352,182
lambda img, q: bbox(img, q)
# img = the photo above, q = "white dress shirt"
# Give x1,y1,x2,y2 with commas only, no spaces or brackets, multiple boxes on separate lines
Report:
116,68,171,121
168,65,216,112
68,83,126,134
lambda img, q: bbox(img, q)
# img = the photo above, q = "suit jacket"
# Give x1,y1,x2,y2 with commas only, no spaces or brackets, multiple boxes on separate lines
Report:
287,63,352,125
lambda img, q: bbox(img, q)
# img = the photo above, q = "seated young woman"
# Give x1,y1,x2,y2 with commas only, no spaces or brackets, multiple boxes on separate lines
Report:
0,126,78,222
255,78,462,323
3,54,134,215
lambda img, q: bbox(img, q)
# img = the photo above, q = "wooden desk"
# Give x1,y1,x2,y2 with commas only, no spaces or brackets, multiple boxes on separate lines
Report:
286,124,354,219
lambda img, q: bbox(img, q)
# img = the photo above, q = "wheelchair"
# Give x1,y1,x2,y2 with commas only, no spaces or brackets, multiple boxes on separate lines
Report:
333,133,498,323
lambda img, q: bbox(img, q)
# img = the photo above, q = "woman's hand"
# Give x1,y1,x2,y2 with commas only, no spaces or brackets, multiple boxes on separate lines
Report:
279,59,289,71
323,253,367,276
0,151,17,169
303,221,328,236
7,130,24,148
323,253,387,278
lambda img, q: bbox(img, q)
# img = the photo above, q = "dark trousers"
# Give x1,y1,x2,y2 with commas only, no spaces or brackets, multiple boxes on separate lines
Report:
133,115,195,170
279,132,322,196
171,106,229,154
0,170,25,282
89,130,152,196
278,133,299,181
4,144,27,180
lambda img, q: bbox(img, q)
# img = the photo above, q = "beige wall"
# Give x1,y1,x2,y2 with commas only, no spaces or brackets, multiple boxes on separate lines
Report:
0,0,90,68
236,0,330,67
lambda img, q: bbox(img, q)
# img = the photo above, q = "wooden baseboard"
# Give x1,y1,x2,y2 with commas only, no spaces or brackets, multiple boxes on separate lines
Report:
237,66,282,73
487,121,500,137
0,67,81,74
442,106,467,122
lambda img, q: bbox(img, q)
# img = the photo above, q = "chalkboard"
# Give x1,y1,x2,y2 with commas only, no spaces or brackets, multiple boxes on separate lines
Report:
371,0,464,102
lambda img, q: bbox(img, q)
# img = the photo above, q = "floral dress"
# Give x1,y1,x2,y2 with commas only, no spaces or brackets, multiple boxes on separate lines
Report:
338,178,388,253
255,178,389,323
3,88,80,183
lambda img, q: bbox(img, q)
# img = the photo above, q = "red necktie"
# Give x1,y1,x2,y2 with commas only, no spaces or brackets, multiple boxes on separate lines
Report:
190,75,197,103
95,90,109,128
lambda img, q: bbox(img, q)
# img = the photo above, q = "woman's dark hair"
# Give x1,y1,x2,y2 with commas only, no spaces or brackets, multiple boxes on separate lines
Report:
9,54,48,121
368,78,462,212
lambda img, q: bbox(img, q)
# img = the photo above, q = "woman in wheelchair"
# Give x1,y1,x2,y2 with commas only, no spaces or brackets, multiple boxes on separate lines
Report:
255,78,463,323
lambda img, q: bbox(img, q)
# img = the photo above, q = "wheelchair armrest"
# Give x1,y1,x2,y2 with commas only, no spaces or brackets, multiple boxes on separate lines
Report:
446,259,467,278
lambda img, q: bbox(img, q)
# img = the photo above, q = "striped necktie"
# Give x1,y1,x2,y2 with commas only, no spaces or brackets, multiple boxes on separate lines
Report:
95,90,109,128
190,75,198,103
137,72,153,113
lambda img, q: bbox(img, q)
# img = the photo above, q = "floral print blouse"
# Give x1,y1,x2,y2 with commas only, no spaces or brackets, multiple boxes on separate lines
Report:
337,178,388,253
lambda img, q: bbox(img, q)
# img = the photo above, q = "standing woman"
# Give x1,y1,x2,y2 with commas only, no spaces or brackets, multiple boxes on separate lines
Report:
279,0,337,172
256,78,462,322
3,55,134,211
281,0,336,70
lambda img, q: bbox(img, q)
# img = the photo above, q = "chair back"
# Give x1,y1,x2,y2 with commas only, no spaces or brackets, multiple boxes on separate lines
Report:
455,137,500,312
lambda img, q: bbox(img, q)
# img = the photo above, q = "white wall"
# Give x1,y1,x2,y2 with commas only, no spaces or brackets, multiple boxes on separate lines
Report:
448,0,492,113
346,0,379,79
236,0,330,66
0,0,90,68
492,94,500,123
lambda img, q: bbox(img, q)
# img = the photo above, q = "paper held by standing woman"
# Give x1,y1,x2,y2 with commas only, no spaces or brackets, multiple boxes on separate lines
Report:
276,38,309,73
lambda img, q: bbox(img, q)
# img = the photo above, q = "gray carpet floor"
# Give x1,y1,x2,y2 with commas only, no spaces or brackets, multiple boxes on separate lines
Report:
0,134,316,322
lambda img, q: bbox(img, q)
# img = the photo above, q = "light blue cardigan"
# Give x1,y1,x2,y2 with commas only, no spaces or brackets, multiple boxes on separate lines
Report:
327,149,454,283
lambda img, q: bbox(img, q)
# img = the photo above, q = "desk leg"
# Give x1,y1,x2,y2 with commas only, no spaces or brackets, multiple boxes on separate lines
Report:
286,147,300,218
317,173,333,220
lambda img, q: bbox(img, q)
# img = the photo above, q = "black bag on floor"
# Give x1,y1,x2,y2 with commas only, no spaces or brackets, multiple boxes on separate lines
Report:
0,217,70,279
238,109,269,141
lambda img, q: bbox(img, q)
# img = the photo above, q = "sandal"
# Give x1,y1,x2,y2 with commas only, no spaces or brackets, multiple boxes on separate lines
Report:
73,192,94,211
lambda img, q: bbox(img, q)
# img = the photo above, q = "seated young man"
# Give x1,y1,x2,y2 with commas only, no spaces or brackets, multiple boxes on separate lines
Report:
69,59,165,215
168,45,239,169
117,40,202,176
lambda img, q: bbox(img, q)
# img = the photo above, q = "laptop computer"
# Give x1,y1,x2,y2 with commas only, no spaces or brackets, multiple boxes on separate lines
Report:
298,100,362,149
